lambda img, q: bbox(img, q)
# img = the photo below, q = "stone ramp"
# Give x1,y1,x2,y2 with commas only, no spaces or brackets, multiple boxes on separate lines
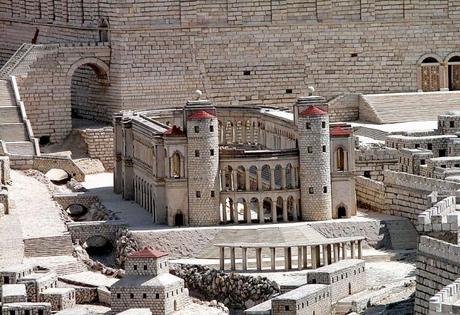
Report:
359,91,460,124
24,255,88,276
23,235,75,257
382,219,418,250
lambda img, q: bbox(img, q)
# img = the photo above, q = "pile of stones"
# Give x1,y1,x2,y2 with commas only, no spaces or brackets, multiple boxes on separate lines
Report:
115,229,139,268
190,298,229,313
171,264,280,309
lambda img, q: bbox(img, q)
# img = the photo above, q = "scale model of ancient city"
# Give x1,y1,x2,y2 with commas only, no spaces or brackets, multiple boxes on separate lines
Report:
3,2,460,315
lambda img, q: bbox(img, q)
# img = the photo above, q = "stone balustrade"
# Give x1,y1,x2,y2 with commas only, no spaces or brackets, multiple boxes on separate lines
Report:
216,237,364,272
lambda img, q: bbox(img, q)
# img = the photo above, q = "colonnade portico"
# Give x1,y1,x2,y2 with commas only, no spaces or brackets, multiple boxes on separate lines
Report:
216,237,365,272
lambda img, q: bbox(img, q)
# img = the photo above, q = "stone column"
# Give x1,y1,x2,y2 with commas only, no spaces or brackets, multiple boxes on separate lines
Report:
221,198,227,224
245,201,251,224
281,167,286,189
303,246,308,269
220,247,225,270
350,241,356,258
270,168,275,190
256,248,262,271
229,200,235,222
271,202,277,223
327,244,332,264
230,247,236,271
232,170,238,191
232,201,239,224
311,246,320,269
284,247,292,270
341,243,346,260
220,170,226,192
283,198,288,222
333,244,339,262
242,248,247,271
297,247,303,270
258,203,264,224
358,240,363,259
322,244,329,266
257,170,263,191
222,123,227,145
270,247,276,271
245,171,250,192
293,201,299,222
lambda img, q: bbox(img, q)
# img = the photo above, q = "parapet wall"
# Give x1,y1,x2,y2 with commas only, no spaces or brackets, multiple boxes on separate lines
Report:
355,176,386,213
416,236,460,315
80,127,114,170
354,146,399,181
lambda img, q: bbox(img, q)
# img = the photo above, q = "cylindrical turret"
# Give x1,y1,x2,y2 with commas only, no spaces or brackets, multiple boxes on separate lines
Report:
297,98,332,221
186,105,220,226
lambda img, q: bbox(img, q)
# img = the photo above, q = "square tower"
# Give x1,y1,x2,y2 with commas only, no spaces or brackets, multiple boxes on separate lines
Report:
125,247,170,277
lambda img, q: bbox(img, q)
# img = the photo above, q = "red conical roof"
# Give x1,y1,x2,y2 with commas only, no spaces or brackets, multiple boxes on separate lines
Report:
128,246,168,259
330,126,352,137
187,110,216,120
299,105,327,117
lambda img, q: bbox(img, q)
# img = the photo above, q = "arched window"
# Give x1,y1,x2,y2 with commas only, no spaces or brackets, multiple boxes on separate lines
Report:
337,147,345,171
171,152,181,178
420,57,441,92
99,18,109,42
448,56,460,91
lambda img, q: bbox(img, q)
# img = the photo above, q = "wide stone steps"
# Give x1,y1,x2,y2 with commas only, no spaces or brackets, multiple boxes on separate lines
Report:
383,219,418,250
359,91,460,124
5,141,35,155
0,123,28,142
0,106,21,123
24,235,75,257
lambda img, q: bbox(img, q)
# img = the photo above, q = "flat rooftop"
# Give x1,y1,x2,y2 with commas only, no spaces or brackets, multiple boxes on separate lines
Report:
273,284,328,300
1,284,26,297
308,259,365,274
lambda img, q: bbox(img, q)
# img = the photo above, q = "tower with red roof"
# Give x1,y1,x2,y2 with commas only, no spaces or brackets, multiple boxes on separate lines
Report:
184,97,220,226
296,95,333,221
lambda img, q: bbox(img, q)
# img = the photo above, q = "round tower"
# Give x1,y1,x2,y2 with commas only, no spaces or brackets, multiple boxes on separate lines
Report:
186,107,220,226
297,101,332,221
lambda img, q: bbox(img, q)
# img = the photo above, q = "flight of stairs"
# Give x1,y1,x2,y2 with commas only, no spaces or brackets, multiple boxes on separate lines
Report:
23,234,75,257
382,219,418,250
359,91,460,124
0,79,36,156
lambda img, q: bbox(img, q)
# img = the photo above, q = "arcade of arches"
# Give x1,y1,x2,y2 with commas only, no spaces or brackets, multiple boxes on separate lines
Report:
418,54,460,92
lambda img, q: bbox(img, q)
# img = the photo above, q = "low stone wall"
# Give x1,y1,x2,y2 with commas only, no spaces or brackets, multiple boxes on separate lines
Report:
355,145,399,181
417,196,459,233
0,186,8,215
429,278,460,314
9,155,34,170
355,176,386,213
0,156,11,185
171,264,280,309
415,236,460,315
81,127,114,171
33,155,85,181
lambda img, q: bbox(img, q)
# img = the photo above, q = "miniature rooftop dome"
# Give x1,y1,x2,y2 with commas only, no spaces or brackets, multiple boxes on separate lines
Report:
187,110,216,120
299,105,327,117
330,126,352,137
128,246,168,259
163,125,185,137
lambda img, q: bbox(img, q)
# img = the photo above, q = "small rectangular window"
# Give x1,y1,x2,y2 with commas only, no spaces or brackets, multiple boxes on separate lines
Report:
194,126,199,133
306,122,311,129
307,146,313,153
451,121,455,128
309,187,314,194
210,125,214,132
211,191,215,197
322,121,326,128
323,186,327,193
133,265,137,270
143,293,147,299
420,160,426,165
322,145,326,152
415,144,420,148
285,306,290,311
130,293,134,299
243,70,251,75
210,149,214,156
286,89,292,94
196,191,201,198
427,143,432,150
195,150,200,157
143,265,147,270
156,293,160,299
117,293,121,299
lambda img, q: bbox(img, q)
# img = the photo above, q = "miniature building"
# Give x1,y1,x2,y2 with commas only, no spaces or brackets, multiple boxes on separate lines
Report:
114,93,357,226
0,264,34,287
17,270,57,303
306,259,366,303
39,288,76,312
1,302,52,315
111,247,189,314
272,284,331,315
1,284,27,304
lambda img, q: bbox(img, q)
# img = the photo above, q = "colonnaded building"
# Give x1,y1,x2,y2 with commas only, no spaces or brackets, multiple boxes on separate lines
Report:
114,92,356,226
0,0,460,144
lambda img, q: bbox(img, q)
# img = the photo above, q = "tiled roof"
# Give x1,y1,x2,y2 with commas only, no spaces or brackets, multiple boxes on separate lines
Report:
187,110,216,120
128,247,168,259
330,126,352,137
299,105,327,117
163,125,185,137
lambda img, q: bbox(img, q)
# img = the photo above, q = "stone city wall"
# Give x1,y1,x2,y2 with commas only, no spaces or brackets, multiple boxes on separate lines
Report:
33,155,85,181
415,236,460,315
429,278,460,315
171,264,280,309
81,127,114,170
354,145,399,181
355,176,386,214
386,135,456,158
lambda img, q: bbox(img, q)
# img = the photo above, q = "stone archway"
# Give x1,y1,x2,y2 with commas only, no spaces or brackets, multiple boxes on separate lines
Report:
67,58,110,127
417,54,442,92
338,206,347,219
175,211,184,226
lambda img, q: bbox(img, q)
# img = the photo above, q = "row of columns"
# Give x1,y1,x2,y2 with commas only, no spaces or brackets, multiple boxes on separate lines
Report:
220,198,299,224
220,121,261,145
220,167,299,192
219,240,363,272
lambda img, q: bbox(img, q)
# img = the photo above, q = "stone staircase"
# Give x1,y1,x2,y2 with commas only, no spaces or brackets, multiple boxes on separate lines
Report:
23,234,75,257
359,91,460,124
0,44,34,79
0,79,38,158
382,219,418,250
